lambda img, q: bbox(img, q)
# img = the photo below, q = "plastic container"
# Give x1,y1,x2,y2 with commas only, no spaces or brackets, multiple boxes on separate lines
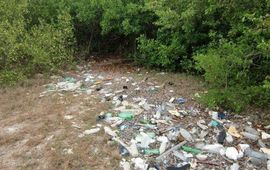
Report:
245,148,268,164
242,132,259,141
179,128,194,142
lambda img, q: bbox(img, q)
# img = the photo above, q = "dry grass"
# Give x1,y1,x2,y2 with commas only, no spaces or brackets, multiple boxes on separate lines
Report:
0,76,120,170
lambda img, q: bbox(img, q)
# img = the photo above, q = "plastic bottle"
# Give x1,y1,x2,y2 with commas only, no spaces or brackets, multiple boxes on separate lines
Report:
244,126,259,136
129,140,139,156
202,144,225,154
241,132,259,141
181,146,201,154
118,112,134,120
179,128,194,142
245,148,268,165
157,136,168,154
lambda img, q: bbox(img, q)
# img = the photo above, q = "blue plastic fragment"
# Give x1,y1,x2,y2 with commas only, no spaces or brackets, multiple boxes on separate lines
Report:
209,120,220,127
175,98,186,104
218,112,226,119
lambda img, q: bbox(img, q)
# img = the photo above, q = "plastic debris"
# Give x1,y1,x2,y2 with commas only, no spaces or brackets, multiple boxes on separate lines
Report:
217,129,226,144
211,111,219,119
119,112,134,120
226,133,234,143
157,136,168,154
120,160,131,170
119,144,130,156
228,126,241,138
179,128,194,142
41,69,270,169
132,157,148,170
202,144,225,154
245,148,268,165
64,115,74,120
260,148,270,156
218,112,226,119
136,132,155,148
104,126,117,137
175,98,186,104
63,148,73,155
244,126,259,136
156,141,187,161
262,131,270,140
143,149,160,155
83,128,100,135
167,164,190,170
230,163,240,170
225,147,243,161
168,110,181,117
181,146,201,154
173,150,188,162
196,154,208,161
208,120,220,127
197,120,208,130
241,132,259,141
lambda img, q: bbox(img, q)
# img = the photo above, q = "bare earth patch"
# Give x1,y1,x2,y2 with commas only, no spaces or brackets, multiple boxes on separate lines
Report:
1,58,268,170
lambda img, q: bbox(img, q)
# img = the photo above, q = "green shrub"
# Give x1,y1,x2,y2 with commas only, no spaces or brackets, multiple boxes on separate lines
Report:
0,0,74,85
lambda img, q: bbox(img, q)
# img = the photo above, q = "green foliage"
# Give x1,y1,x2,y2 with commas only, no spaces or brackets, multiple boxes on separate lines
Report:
0,0,74,86
0,0,269,111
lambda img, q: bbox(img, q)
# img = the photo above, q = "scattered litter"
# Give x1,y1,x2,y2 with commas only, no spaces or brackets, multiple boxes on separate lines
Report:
241,132,259,141
230,163,240,170
132,157,148,170
225,147,242,161
64,115,74,120
63,148,73,155
208,120,220,127
82,128,100,136
181,146,201,154
262,131,270,140
41,69,270,169
228,126,241,138
217,129,226,144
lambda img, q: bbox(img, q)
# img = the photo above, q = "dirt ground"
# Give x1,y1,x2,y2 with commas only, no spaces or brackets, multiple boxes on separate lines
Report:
0,58,204,170
0,58,268,170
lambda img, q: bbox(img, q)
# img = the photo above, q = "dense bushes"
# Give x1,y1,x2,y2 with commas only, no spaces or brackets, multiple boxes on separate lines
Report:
0,0,269,111
0,0,74,86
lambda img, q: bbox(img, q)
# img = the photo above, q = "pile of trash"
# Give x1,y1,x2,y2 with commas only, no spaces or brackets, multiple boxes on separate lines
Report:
41,68,270,170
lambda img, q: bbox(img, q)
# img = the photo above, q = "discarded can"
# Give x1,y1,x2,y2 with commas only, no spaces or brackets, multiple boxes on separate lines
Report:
180,146,201,154
118,112,134,120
